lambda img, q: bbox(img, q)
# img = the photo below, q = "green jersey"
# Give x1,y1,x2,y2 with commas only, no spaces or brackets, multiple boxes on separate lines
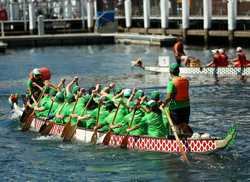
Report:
35,96,51,118
142,111,166,138
126,109,146,136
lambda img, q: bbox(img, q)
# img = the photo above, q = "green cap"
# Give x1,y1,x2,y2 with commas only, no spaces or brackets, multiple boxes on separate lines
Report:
150,91,160,100
129,101,136,108
32,68,41,75
123,89,131,97
134,90,144,99
146,100,158,108
49,88,57,96
66,93,75,103
114,87,122,95
72,85,79,94
170,64,180,76
55,92,64,103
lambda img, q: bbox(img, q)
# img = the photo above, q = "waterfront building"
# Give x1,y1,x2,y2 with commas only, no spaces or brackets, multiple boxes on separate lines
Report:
0,0,250,44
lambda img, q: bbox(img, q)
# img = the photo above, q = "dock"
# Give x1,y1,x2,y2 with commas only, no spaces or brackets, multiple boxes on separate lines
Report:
0,33,176,48
0,41,7,52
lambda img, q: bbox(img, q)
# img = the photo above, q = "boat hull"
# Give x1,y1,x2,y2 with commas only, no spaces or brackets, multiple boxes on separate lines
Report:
30,118,235,154
145,66,250,75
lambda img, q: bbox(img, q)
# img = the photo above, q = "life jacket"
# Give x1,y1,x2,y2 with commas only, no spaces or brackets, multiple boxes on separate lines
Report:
218,54,229,67
212,54,221,67
172,77,189,101
173,41,184,57
234,52,247,67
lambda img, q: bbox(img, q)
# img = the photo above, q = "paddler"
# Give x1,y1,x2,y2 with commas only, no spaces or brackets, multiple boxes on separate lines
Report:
125,101,146,136
33,87,57,118
173,39,185,66
26,68,45,102
232,47,249,82
163,64,193,137
233,47,248,67
141,100,166,137
53,77,79,124
206,49,220,67
218,48,229,67
107,89,131,135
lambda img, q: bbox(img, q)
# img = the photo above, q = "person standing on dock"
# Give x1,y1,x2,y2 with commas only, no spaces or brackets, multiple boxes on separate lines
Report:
163,64,193,137
173,39,185,66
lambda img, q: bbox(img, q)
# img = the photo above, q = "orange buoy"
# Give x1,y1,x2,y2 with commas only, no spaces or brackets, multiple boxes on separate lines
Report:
39,67,51,80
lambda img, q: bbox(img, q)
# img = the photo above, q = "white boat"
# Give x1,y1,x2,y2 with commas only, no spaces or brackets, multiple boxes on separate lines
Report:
145,56,250,75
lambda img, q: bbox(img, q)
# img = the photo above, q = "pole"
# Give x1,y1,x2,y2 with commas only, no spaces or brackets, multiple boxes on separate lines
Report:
143,0,150,33
160,0,169,35
124,0,132,31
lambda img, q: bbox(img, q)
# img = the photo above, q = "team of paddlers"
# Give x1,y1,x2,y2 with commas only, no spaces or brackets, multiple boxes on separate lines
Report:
173,39,250,68
25,63,193,139
23,40,249,139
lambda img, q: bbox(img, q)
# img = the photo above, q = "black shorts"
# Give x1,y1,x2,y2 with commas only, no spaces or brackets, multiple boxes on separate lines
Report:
171,107,190,125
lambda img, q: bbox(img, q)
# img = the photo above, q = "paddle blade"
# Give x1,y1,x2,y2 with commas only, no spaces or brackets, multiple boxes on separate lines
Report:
120,135,128,149
102,130,112,145
39,123,47,133
40,122,54,136
21,111,34,131
61,122,71,138
91,130,98,145
20,107,33,123
63,124,77,142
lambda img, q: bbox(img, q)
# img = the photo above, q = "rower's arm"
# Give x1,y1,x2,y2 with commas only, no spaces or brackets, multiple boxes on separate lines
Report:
77,114,90,121
66,77,78,95
164,93,172,105
32,82,43,91
44,80,58,91
127,124,139,132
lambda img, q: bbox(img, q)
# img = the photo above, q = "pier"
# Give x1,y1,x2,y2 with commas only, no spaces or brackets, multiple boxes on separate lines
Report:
0,0,250,46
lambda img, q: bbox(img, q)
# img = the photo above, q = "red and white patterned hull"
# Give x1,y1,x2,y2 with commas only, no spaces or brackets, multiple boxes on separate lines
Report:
30,118,234,154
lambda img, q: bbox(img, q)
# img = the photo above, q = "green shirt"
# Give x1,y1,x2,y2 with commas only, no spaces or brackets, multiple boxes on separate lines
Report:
126,109,146,136
35,96,51,118
142,111,166,138
84,108,98,129
166,79,190,110
52,103,66,124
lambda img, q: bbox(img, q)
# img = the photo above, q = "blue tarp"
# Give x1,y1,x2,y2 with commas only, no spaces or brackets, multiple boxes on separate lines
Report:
96,10,115,28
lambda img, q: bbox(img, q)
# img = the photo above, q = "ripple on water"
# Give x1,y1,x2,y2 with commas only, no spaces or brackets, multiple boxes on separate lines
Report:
0,45,250,181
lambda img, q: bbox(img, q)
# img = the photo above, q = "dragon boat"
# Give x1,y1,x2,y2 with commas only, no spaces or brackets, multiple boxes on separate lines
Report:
9,94,236,154
144,56,250,75
27,117,236,154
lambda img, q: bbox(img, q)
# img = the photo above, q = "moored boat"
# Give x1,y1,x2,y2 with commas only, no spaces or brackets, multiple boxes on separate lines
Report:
30,117,236,154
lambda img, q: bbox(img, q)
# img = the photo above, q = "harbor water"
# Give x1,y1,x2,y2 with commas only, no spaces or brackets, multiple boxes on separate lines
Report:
0,45,249,181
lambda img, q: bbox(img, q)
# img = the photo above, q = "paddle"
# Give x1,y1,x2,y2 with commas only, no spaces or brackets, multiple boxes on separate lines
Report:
103,101,121,145
90,100,102,144
120,107,137,149
21,88,45,131
38,99,54,131
38,98,55,135
62,94,93,142
163,108,189,163
61,95,80,139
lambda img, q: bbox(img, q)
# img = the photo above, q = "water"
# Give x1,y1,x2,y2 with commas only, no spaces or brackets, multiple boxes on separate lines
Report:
0,45,249,181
